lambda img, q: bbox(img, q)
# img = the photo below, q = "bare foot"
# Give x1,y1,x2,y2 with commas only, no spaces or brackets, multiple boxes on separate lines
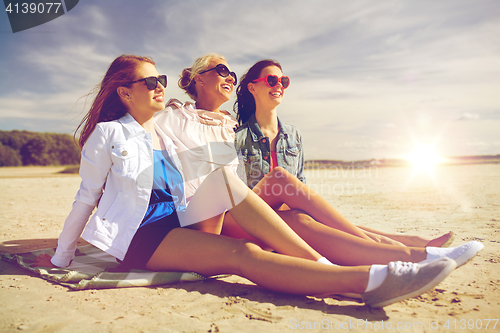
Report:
362,230,455,248
395,231,455,248
426,232,455,248
31,253,56,268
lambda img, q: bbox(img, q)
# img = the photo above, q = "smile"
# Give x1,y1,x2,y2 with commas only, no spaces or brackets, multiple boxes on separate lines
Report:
221,84,232,92
153,94,164,102
270,91,282,97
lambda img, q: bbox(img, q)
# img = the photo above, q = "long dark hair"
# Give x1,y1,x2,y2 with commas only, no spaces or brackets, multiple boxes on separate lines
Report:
75,55,155,149
233,59,282,125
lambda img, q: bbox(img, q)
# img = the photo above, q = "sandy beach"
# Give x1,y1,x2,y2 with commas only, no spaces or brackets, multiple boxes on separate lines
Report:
1,164,499,332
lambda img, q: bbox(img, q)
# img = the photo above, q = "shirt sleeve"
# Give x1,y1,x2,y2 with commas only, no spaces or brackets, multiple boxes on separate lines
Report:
51,125,112,267
76,125,112,207
50,201,94,267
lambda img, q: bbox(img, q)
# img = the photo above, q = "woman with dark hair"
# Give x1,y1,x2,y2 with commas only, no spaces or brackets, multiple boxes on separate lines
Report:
234,60,303,186
31,54,463,308
233,59,456,248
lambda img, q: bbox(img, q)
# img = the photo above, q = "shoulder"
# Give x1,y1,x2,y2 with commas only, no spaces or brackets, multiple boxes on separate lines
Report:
83,122,114,151
235,121,249,133
165,98,184,109
155,106,178,120
220,110,233,118
94,114,141,139
234,124,251,149
97,118,121,128
155,102,191,128
234,121,251,140
219,110,238,126
94,119,122,136
280,121,302,137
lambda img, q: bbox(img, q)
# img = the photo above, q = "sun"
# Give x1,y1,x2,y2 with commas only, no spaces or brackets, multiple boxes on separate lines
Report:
406,144,443,172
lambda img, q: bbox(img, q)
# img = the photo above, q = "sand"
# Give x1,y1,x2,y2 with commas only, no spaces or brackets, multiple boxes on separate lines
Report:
1,164,499,332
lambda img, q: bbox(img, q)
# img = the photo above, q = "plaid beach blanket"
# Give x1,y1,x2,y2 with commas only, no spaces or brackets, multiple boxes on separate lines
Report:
1,245,208,290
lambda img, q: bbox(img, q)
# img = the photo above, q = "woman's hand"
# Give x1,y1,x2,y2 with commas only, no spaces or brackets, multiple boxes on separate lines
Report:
31,253,57,268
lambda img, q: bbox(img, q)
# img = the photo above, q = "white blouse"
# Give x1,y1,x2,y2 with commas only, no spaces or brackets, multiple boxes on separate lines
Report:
155,100,240,201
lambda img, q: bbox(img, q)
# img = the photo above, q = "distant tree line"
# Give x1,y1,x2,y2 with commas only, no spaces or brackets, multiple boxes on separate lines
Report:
0,130,80,167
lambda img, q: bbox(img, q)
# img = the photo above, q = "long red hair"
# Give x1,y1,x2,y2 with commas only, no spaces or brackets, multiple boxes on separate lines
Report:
75,55,155,149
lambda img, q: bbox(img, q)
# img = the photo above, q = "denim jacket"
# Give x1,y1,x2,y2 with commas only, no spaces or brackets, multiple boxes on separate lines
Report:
234,114,306,189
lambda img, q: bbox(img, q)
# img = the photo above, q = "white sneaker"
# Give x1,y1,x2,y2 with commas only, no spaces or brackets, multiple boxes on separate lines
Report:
424,241,484,268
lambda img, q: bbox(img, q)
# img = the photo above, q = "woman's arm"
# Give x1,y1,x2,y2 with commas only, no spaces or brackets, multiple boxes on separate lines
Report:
48,201,95,267
49,125,112,267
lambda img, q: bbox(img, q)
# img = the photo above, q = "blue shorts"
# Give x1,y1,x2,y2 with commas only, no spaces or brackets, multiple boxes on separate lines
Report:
117,213,181,271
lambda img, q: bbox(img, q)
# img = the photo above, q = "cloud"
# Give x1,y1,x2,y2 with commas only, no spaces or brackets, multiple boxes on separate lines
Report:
1,0,499,160
0,89,91,133
457,113,480,121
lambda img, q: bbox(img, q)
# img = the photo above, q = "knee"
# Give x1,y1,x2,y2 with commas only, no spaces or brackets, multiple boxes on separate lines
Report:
228,239,267,276
270,166,288,177
290,210,316,227
233,239,263,261
266,166,290,185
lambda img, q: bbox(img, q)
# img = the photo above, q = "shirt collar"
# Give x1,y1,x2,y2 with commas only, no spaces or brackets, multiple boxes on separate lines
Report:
247,114,289,141
117,113,146,138
276,117,289,138
247,114,265,142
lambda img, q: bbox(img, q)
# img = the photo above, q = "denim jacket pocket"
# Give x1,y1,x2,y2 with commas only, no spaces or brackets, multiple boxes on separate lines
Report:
284,145,301,175
285,146,300,157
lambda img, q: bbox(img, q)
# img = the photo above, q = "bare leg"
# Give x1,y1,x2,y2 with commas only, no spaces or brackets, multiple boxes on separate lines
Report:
253,167,372,241
357,226,455,248
250,168,455,247
221,212,268,248
146,228,370,295
281,211,430,265
359,229,406,246
222,210,428,265
181,167,323,262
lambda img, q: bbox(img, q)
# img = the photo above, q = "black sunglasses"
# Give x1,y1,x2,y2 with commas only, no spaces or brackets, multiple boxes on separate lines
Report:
199,64,237,86
128,75,167,90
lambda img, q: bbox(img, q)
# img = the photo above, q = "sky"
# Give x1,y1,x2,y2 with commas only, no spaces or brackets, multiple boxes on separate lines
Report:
1,0,499,161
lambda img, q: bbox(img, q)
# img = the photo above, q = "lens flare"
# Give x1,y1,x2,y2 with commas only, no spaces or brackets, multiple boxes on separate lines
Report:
406,144,443,173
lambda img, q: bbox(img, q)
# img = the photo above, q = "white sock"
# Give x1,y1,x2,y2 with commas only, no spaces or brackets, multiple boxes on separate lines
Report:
317,257,334,265
365,265,388,292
